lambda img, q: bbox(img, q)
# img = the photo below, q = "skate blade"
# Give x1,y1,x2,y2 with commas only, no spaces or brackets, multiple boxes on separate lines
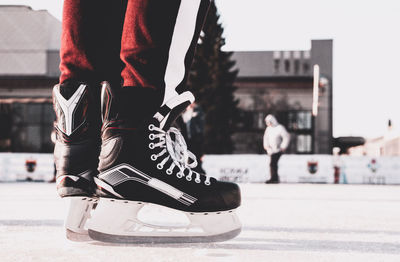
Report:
88,227,241,244
87,198,241,244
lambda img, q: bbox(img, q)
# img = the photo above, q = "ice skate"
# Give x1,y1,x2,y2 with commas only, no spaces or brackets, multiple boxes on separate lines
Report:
53,80,101,240
87,82,241,243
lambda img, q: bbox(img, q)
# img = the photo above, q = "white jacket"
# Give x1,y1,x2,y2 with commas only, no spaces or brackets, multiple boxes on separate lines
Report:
263,115,290,155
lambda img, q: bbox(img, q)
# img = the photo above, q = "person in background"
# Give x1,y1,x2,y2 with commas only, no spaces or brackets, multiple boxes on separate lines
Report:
263,114,290,184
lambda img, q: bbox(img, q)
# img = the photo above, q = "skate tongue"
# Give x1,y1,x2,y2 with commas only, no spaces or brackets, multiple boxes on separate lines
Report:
100,81,194,130
153,91,195,130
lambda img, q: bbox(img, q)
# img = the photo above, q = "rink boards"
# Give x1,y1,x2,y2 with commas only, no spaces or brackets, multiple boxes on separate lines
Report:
0,153,399,184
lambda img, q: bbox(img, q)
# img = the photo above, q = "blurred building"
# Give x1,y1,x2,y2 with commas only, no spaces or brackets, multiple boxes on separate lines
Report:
348,122,400,156
0,6,60,152
0,6,333,154
232,40,333,154
348,136,400,156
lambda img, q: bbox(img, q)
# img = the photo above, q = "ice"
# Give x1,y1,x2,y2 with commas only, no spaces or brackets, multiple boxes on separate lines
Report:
0,182,400,261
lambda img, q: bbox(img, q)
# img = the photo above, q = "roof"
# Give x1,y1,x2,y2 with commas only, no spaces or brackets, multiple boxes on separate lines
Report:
0,5,61,77
232,51,274,77
232,50,312,78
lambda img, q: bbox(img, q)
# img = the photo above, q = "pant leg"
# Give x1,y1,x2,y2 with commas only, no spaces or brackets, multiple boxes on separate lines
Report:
269,152,282,181
60,0,126,84
120,0,210,110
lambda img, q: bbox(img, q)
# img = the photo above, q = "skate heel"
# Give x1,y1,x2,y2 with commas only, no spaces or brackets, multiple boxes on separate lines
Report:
64,196,97,241
88,198,242,243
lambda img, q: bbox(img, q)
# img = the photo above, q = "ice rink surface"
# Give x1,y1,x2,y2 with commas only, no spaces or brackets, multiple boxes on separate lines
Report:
0,182,399,262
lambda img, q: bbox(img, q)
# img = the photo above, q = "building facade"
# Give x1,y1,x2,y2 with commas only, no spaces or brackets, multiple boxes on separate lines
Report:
232,40,333,154
0,6,333,154
348,124,400,156
0,6,60,152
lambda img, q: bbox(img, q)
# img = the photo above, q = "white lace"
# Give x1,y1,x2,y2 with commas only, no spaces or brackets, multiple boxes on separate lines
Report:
148,124,211,186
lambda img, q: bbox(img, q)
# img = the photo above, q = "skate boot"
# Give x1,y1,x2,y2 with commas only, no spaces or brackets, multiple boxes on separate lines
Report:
87,82,241,243
53,80,101,240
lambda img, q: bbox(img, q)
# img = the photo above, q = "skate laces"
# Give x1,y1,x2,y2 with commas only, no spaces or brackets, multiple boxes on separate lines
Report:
148,124,211,186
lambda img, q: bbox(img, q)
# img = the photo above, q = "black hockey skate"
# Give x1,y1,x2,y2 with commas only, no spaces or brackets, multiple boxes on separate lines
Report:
87,82,241,243
53,80,101,240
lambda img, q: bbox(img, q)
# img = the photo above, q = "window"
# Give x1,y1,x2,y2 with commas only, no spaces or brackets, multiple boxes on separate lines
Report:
283,51,291,73
237,111,269,131
293,51,301,59
287,111,313,153
273,51,281,74
273,51,281,59
2,103,55,152
294,59,300,74
255,112,265,129
288,111,312,131
284,60,290,73
297,134,312,153
303,50,311,59
303,62,310,74
302,51,311,74
274,59,280,73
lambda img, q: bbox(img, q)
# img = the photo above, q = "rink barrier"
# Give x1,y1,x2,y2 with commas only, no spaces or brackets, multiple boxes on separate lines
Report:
0,153,399,184
0,153,54,182
203,154,400,185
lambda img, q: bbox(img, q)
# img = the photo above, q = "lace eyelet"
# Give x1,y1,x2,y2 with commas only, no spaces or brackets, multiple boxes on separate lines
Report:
176,172,184,178
149,134,155,140
186,176,192,181
149,143,155,149
195,178,201,184
150,154,157,161
148,124,155,131
204,181,211,186
166,169,173,175
157,163,163,170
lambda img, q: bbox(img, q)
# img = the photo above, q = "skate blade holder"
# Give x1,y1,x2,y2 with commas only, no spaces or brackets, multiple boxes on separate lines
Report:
64,197,98,241
87,198,241,244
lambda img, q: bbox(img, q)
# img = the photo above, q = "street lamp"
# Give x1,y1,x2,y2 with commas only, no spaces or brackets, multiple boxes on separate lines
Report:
312,64,320,117
312,64,320,153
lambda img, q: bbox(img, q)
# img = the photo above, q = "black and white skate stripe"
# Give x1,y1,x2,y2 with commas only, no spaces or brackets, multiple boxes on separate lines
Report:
56,175,79,185
56,170,92,186
98,164,197,206
53,84,87,136
161,0,208,105
153,91,195,125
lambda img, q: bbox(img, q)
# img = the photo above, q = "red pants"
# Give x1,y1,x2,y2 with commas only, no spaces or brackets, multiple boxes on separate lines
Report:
60,0,209,106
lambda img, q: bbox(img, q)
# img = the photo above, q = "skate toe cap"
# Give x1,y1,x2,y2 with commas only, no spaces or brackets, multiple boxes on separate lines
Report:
219,182,241,210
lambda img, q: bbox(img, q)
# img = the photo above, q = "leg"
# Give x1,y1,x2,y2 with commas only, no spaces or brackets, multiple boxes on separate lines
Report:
60,0,126,84
274,152,282,182
115,0,211,122
267,152,281,183
54,0,126,240
88,0,242,243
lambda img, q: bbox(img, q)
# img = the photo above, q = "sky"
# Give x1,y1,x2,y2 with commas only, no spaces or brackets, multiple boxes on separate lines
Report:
1,0,400,139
